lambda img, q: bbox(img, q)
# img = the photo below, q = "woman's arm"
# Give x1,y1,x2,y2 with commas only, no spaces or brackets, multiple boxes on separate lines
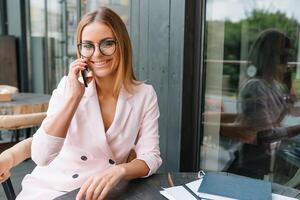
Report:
118,159,149,180
32,59,89,166
42,94,81,138
0,138,32,183
42,60,87,138
220,122,257,144
257,125,300,144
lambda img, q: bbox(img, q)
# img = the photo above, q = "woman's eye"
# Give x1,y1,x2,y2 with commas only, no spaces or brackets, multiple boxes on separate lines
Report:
83,44,94,49
102,40,115,47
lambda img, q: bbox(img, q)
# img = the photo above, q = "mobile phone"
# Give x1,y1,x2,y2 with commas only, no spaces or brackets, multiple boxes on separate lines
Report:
81,57,89,87
81,67,89,87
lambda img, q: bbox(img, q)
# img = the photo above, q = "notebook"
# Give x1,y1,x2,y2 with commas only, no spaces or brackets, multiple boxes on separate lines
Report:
197,172,272,200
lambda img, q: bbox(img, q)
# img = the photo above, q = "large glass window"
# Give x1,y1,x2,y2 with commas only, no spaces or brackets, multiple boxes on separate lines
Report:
82,0,130,29
202,0,300,187
28,0,129,93
29,0,78,92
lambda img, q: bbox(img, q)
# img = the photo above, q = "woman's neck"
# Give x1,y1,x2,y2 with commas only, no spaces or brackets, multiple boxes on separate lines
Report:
94,75,116,97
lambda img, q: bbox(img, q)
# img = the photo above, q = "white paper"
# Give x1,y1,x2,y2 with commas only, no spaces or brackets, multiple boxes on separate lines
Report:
160,190,176,200
272,193,297,200
162,186,197,200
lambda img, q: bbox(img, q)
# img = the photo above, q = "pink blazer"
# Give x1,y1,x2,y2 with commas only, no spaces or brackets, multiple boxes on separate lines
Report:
17,77,162,199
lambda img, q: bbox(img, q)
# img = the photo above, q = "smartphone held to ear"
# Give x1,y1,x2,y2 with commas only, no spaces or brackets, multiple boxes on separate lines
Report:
80,57,92,87
81,68,89,87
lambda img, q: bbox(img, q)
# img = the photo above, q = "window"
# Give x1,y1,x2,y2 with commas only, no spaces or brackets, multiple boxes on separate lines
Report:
28,0,129,93
201,0,300,186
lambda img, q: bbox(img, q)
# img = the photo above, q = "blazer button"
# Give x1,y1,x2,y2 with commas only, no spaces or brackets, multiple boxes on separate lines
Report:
72,174,79,179
109,159,115,165
81,156,87,161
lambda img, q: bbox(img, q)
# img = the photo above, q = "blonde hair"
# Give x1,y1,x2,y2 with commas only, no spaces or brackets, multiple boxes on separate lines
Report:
76,7,139,95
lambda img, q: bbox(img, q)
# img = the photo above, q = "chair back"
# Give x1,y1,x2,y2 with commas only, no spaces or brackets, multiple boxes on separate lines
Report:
0,112,46,130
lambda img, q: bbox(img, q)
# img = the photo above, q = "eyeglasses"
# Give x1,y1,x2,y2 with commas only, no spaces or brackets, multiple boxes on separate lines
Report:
77,39,117,58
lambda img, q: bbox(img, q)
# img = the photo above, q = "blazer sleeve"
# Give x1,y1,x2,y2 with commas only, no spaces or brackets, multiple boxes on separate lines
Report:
31,76,67,166
134,85,162,177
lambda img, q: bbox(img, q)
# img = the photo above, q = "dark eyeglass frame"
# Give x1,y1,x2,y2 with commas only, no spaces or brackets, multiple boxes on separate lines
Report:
77,39,118,58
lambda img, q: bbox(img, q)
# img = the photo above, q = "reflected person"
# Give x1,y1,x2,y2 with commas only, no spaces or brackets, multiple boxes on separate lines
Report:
236,29,298,145
224,29,300,178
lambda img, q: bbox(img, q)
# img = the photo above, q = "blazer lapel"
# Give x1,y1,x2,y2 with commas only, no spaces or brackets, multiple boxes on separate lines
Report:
106,87,133,141
84,80,115,159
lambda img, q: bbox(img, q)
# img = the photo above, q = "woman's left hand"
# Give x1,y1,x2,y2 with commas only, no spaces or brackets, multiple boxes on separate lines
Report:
0,151,14,183
76,165,126,200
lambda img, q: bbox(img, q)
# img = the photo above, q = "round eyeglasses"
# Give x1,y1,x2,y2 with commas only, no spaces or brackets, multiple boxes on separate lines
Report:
77,39,117,58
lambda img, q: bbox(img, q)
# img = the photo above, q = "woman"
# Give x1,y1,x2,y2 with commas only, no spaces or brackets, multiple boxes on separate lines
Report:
1,7,162,200
221,29,300,179
236,29,296,144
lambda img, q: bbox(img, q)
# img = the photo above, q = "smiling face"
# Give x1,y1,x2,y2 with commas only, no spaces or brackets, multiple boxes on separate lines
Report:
81,22,119,79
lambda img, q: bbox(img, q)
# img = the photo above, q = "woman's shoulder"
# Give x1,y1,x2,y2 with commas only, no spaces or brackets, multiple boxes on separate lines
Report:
55,76,68,89
135,82,155,91
243,78,264,86
128,82,157,100
240,78,271,97
48,76,68,96
241,78,268,91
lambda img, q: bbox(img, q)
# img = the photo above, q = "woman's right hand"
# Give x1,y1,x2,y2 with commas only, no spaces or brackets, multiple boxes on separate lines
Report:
0,151,14,183
65,58,91,100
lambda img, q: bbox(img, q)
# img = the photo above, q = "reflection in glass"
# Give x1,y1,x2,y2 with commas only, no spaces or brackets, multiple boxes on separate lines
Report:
30,0,45,37
202,0,300,187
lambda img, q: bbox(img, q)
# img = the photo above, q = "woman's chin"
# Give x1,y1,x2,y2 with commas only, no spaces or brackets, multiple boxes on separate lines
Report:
92,68,114,78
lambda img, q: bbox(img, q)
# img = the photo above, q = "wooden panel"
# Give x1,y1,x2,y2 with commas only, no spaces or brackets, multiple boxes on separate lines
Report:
148,0,170,172
167,0,185,172
130,0,184,172
130,0,140,78
0,36,18,87
137,0,149,79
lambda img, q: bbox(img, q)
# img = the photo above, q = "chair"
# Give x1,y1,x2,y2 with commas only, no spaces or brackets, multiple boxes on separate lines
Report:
0,112,47,142
0,112,46,200
0,113,46,130
2,179,15,200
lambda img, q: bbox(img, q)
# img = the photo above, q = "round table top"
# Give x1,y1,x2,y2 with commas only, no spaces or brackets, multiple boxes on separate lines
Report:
55,172,300,199
0,93,51,115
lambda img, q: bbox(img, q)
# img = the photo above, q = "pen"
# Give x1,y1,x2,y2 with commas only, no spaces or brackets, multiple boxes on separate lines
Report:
167,173,175,187
182,184,203,200
167,173,205,200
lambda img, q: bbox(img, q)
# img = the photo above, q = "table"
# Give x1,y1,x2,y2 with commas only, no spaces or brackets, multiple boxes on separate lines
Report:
0,92,50,150
55,173,300,200
0,93,50,115
0,93,50,131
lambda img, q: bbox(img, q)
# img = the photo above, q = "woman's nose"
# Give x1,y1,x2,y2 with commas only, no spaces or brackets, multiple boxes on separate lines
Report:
93,47,103,57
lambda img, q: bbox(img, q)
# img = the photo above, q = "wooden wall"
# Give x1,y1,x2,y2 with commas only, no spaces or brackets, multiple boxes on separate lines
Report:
130,0,185,172
0,36,18,87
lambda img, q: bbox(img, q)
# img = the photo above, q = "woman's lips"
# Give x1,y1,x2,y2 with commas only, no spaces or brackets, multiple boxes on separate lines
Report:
90,59,111,68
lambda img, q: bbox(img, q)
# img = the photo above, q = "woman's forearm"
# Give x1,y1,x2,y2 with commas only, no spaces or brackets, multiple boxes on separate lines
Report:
286,125,300,138
4,138,32,167
118,159,150,180
43,96,81,138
